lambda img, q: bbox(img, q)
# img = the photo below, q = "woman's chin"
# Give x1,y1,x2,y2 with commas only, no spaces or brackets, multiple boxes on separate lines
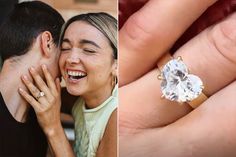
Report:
66,86,83,96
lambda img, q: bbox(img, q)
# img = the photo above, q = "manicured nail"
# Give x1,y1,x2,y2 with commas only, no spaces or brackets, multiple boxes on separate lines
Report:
29,67,35,73
22,75,28,80
42,64,47,70
18,88,23,92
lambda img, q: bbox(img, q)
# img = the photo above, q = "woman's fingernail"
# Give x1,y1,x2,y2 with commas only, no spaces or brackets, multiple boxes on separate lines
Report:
19,88,23,92
42,64,46,70
29,67,35,73
22,75,27,80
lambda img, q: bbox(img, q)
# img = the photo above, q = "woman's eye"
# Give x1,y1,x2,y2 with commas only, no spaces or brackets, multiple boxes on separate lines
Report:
61,47,71,51
84,48,96,53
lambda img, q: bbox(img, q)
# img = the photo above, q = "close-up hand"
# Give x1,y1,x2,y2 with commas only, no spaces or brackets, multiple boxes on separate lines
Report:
119,0,236,156
19,65,62,136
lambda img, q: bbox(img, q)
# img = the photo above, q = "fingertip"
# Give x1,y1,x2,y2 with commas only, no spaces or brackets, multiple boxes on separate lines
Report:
18,88,25,95
42,64,47,70
21,75,28,81
18,87,23,92
29,67,36,74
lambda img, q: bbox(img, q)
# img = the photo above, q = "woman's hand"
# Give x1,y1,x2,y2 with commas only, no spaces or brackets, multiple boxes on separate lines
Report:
19,64,61,136
119,0,236,156
18,65,75,157
119,0,217,86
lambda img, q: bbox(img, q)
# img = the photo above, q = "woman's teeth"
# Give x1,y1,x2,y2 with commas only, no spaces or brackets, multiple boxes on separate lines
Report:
67,70,87,80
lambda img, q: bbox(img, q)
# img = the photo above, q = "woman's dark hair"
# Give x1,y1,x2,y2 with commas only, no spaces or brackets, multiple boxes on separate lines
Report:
60,12,117,59
0,1,65,61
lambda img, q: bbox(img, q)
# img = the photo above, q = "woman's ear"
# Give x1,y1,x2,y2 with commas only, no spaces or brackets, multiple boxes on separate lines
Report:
111,60,118,77
40,31,53,58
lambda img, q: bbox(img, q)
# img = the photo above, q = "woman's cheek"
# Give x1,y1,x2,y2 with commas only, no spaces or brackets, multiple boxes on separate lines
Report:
59,55,66,75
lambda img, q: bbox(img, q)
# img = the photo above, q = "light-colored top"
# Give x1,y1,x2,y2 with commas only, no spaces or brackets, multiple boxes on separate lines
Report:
72,85,118,157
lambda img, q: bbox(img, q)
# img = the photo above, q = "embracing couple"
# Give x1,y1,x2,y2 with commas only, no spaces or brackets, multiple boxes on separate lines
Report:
0,1,117,157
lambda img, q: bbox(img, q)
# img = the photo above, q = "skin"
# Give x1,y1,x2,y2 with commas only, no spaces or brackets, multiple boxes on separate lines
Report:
60,21,117,156
20,21,117,157
59,21,117,109
0,31,74,157
119,0,217,86
119,1,236,156
0,31,59,123
19,65,75,157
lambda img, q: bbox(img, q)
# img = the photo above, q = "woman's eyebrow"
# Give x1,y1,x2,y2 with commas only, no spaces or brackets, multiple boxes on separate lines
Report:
80,39,101,48
62,38,70,43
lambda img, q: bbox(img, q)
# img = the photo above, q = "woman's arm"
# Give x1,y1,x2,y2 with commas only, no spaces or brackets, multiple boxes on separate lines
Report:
46,123,75,157
97,109,117,157
19,65,75,157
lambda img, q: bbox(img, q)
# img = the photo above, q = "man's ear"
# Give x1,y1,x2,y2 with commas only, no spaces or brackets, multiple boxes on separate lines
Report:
40,31,53,58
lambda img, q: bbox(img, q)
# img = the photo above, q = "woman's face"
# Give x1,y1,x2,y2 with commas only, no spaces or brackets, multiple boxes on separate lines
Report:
59,21,116,96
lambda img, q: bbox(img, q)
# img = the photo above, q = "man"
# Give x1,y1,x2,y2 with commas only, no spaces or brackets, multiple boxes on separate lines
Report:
0,1,64,156
0,0,18,68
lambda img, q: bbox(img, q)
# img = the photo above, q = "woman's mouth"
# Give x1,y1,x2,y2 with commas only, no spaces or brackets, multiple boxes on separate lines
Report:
67,69,87,81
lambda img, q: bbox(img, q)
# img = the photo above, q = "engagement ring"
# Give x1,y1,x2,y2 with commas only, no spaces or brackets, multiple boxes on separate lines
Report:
157,54,207,108
36,91,45,100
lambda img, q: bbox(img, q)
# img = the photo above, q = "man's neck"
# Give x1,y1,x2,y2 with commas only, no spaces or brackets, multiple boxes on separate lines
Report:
0,62,31,123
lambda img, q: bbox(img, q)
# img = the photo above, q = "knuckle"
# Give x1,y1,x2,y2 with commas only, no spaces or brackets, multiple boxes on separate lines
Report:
208,15,236,64
48,99,54,104
38,105,49,113
48,96,56,104
32,87,39,94
28,97,35,103
122,13,153,49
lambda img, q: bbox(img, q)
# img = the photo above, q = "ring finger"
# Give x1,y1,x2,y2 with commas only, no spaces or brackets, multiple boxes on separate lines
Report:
29,66,54,100
21,75,48,105
119,12,236,132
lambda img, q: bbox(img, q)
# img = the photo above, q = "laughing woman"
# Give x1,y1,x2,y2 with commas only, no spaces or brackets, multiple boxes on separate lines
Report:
19,12,117,157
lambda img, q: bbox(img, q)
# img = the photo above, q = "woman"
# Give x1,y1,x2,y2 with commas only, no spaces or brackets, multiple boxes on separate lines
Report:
19,12,117,157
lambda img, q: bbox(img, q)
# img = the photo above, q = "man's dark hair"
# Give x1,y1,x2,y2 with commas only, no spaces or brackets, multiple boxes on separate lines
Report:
0,1,64,61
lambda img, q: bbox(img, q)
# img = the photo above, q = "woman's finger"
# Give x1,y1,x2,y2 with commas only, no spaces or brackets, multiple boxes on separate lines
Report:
29,67,53,99
18,88,41,112
120,81,236,157
55,77,61,94
119,13,236,132
21,75,49,105
41,64,58,95
119,0,217,86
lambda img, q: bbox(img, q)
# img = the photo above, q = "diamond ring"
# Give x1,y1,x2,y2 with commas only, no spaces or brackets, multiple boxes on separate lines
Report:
36,91,45,100
157,53,207,108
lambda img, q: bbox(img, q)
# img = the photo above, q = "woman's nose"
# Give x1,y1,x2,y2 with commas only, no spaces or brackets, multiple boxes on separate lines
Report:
66,57,80,64
66,49,81,64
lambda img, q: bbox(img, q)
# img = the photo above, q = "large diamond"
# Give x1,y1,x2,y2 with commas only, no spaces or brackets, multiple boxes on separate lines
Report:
160,58,203,103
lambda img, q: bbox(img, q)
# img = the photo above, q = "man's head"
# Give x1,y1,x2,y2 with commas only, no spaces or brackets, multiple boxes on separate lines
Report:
0,1,64,78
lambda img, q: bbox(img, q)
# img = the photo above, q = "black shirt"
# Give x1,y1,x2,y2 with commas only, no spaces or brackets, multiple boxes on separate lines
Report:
0,92,47,157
